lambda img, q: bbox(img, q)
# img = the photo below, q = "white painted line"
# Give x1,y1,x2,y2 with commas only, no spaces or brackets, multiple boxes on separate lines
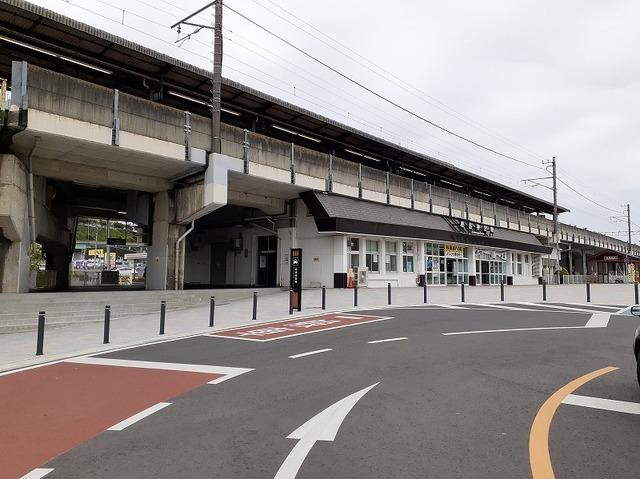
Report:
368,337,408,344
107,402,171,431
563,394,640,415
334,315,363,319
434,304,467,309
515,302,604,314
584,313,611,328
564,303,622,311
64,356,253,384
274,383,379,479
469,303,533,311
614,306,633,315
20,469,54,479
443,326,586,336
289,348,333,359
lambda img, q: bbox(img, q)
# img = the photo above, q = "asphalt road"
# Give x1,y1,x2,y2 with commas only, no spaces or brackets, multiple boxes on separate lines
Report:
8,303,640,479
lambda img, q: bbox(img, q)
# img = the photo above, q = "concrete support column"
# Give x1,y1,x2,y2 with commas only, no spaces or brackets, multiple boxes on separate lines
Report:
0,154,31,293
467,246,477,285
333,235,347,288
278,226,296,287
416,241,425,276
582,249,588,275
506,252,514,282
147,191,182,290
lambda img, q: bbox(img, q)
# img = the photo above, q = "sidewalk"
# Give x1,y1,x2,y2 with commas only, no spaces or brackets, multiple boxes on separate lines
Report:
1,283,637,373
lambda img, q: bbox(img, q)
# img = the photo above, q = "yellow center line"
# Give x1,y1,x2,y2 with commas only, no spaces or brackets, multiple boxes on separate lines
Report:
529,366,618,479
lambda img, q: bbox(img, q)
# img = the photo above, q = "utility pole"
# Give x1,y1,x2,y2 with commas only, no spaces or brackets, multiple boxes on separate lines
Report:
171,1,223,154
522,156,560,284
627,203,632,253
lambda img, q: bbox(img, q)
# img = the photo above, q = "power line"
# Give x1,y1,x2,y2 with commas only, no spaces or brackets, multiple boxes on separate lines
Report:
556,177,623,214
223,3,545,171
258,0,550,165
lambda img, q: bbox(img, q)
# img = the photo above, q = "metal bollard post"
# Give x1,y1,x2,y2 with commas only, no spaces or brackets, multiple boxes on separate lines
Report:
321,285,326,310
542,282,547,302
586,283,591,303
461,283,465,303
36,311,45,356
103,305,111,344
388,283,392,305
252,292,257,320
500,282,505,302
354,285,358,307
159,300,166,335
209,296,215,327
289,289,293,315
423,282,428,304
635,282,639,305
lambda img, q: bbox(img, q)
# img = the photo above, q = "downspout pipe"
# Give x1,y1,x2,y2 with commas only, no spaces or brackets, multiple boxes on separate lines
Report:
27,137,41,244
174,220,194,290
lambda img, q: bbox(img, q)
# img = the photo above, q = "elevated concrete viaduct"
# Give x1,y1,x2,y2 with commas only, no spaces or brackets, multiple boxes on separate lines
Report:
0,1,638,292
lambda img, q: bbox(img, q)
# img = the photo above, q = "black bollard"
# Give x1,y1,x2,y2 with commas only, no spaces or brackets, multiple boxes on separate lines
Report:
159,300,166,335
387,283,392,305
423,282,428,304
500,282,505,302
252,292,257,320
542,282,547,302
321,285,326,310
635,282,639,305
354,285,358,307
461,283,465,303
103,305,111,344
36,311,45,356
209,296,215,327
586,283,591,303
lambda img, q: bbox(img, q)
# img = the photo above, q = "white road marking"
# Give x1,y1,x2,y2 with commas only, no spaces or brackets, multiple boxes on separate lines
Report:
20,469,54,479
64,357,253,384
564,303,622,311
434,304,468,309
614,306,633,315
584,313,611,328
443,326,586,336
368,337,408,344
334,315,363,319
107,402,172,431
289,349,333,359
469,303,533,311
562,394,640,415
515,302,605,314
274,383,379,479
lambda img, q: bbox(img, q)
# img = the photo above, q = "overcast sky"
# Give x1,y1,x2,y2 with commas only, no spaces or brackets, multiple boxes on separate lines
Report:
29,0,640,241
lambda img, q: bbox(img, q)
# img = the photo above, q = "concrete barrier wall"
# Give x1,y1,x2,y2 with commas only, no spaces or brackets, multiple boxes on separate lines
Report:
27,65,113,127
361,165,386,193
294,145,329,178
119,93,184,144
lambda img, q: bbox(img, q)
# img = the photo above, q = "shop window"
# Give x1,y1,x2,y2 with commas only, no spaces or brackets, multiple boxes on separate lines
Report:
516,254,523,275
402,241,414,273
385,241,397,272
366,240,379,272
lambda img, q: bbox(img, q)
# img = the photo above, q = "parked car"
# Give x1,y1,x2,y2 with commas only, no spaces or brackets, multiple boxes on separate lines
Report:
632,306,640,387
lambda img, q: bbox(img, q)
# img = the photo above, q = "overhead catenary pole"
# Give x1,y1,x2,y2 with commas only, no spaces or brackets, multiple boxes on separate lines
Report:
170,1,222,154
627,203,632,253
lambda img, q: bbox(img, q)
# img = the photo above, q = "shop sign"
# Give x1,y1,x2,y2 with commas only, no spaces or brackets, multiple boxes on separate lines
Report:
604,255,619,261
445,244,465,257
88,249,104,257
446,217,495,237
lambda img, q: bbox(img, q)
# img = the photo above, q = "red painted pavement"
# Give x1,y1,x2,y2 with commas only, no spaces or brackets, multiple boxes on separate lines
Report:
210,313,390,341
0,362,222,479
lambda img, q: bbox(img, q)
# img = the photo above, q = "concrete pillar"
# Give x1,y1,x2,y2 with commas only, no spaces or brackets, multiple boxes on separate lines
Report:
582,249,587,275
416,241,425,276
0,154,31,293
146,191,182,290
278,226,296,287
467,246,477,285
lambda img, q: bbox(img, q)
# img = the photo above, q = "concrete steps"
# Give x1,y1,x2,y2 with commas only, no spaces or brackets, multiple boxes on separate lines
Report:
0,288,281,333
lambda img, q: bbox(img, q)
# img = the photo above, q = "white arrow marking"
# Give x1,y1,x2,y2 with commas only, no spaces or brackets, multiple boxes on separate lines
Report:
273,383,379,479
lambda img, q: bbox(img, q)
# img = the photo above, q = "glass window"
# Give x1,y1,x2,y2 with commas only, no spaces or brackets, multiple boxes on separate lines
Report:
385,241,397,272
348,237,360,269
401,241,414,272
366,240,379,272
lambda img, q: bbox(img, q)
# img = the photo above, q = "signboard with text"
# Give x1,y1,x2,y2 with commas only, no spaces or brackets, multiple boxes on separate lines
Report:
290,248,302,312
